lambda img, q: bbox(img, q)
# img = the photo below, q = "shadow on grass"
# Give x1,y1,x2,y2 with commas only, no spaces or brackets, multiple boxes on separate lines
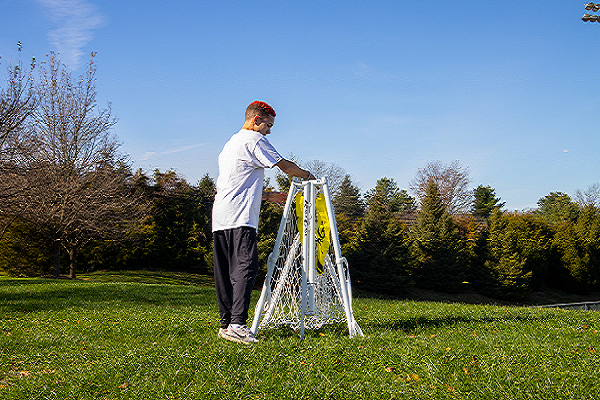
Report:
79,269,215,286
352,286,513,306
369,314,543,333
354,284,600,307
252,315,541,339
0,277,216,314
256,322,352,341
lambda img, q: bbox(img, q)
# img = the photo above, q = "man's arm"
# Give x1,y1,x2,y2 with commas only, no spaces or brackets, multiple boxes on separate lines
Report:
262,159,315,205
275,159,315,180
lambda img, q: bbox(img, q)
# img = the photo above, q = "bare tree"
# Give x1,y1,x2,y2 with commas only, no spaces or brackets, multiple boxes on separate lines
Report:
12,52,147,278
301,159,347,197
0,46,38,240
575,183,600,209
0,44,36,158
274,157,347,196
410,160,472,215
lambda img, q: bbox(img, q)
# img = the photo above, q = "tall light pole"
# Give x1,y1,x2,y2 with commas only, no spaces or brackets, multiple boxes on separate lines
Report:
583,2,600,22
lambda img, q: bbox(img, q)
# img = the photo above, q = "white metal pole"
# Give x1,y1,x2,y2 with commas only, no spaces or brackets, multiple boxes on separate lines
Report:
300,181,311,340
321,178,360,337
251,182,299,334
307,180,316,315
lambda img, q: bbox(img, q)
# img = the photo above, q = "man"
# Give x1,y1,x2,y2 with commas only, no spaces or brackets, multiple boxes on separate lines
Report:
212,100,314,344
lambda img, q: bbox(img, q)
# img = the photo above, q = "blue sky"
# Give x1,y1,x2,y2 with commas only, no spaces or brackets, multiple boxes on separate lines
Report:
1,0,599,211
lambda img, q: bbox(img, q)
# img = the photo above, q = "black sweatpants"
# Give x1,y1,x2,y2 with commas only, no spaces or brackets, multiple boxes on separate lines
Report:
213,227,259,329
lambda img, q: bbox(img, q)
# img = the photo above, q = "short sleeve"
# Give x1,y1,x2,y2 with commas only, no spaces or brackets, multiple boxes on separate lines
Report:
252,137,283,168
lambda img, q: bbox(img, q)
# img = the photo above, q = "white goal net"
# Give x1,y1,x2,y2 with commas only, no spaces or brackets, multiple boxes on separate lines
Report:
251,178,362,338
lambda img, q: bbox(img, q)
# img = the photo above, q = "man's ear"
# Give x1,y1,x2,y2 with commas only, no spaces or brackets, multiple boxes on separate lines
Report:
254,116,260,125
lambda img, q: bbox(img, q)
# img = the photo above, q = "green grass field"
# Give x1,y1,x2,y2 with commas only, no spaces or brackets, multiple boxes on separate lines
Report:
1,272,599,399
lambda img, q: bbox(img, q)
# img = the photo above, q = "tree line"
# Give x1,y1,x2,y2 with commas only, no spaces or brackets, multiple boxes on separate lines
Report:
1,50,599,300
344,175,600,300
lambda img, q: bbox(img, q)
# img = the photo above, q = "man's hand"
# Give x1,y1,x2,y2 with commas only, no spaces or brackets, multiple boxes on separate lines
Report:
262,191,287,206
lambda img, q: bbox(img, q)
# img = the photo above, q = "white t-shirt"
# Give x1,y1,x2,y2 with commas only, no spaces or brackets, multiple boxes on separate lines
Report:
212,129,283,232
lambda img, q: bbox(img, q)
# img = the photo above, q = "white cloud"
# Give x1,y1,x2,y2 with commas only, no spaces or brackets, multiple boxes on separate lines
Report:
138,144,208,161
355,61,369,75
140,152,157,161
37,0,106,70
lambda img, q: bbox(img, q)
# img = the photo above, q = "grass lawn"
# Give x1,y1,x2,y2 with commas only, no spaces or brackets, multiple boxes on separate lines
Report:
1,271,599,399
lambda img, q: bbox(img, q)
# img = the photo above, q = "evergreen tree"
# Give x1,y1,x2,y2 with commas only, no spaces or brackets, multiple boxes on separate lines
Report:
480,210,552,299
144,170,213,270
472,185,505,218
551,205,600,291
333,175,364,219
346,205,412,296
346,178,412,296
365,177,415,213
82,170,215,272
332,175,364,250
482,210,532,299
0,219,55,276
410,180,466,292
395,189,417,213
534,192,579,226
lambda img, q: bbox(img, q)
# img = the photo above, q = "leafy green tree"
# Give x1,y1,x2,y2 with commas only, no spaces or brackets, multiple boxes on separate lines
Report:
472,185,505,218
0,219,56,276
534,192,579,226
410,180,467,292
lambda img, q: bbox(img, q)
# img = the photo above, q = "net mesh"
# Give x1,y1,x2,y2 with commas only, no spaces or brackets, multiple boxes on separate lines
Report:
258,195,348,331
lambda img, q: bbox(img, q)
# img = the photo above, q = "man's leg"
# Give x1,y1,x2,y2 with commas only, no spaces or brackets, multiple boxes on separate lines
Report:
213,230,233,329
229,227,259,327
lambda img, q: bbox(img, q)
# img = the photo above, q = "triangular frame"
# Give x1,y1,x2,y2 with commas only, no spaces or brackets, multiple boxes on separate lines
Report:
251,177,363,339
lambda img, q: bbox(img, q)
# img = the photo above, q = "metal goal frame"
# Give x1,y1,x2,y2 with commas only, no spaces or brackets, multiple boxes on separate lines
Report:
251,177,363,339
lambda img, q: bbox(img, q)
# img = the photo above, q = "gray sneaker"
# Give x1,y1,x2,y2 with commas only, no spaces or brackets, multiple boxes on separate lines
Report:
219,325,258,344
